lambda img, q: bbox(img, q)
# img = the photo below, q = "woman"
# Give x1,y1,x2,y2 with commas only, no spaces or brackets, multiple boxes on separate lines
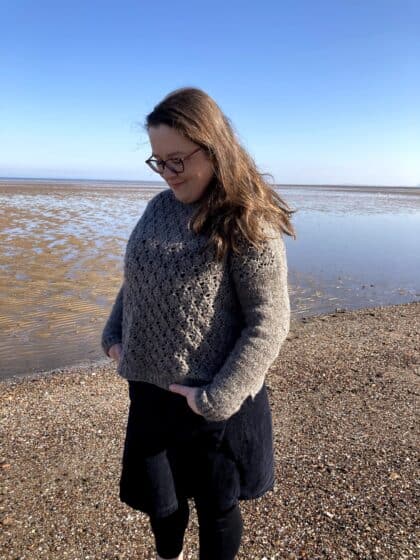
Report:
101,87,296,560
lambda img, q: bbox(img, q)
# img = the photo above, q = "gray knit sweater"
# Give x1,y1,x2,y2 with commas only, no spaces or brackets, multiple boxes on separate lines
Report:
101,188,290,421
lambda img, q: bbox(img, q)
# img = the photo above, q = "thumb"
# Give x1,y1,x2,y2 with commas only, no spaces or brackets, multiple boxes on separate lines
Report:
168,384,189,397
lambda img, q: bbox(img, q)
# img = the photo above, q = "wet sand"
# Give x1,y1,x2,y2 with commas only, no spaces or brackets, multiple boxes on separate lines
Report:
0,179,164,195
0,182,154,378
3,178,419,195
1,181,419,379
276,184,420,196
1,302,418,559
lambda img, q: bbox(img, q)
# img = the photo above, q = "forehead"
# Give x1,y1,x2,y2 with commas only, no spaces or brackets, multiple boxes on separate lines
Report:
148,124,195,157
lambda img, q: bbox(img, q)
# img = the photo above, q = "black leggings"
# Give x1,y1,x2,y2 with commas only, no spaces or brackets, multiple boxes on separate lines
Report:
149,497,243,559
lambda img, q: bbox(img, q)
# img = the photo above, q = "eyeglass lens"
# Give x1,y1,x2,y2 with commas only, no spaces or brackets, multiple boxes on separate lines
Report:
149,159,184,174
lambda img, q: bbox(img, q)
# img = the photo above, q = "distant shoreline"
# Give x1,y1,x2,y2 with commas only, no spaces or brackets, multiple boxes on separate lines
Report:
1,177,419,196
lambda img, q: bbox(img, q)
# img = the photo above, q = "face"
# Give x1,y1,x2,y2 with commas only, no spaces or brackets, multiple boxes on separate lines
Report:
148,124,214,204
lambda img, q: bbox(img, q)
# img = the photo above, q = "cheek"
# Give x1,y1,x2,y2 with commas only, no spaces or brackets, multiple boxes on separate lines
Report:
197,164,214,184
197,171,212,189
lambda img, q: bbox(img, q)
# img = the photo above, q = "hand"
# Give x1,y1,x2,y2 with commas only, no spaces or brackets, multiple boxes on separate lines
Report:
108,343,122,363
168,384,203,416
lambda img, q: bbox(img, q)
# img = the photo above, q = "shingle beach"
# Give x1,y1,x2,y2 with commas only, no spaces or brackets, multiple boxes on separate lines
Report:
1,302,418,559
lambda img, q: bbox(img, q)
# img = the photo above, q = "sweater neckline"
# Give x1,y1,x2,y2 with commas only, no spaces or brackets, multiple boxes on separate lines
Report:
167,188,203,211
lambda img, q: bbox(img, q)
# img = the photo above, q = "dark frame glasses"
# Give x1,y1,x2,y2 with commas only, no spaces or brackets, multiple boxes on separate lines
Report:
145,147,202,174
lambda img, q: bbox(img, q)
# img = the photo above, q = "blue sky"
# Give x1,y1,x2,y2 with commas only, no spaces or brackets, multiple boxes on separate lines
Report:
1,0,419,185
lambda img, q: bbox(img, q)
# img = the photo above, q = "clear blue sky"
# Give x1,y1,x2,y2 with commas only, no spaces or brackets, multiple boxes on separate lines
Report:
1,0,419,185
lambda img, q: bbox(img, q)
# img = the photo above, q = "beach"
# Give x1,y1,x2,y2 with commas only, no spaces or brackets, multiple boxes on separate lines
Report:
1,181,419,379
1,301,418,559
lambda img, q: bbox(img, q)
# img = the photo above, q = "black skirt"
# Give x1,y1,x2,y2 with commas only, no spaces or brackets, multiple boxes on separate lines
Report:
119,379,275,519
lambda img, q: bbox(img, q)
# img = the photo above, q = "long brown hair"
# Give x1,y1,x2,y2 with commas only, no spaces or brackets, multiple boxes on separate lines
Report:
145,87,296,261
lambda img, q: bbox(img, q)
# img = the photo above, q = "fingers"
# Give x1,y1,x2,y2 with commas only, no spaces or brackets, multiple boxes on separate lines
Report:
108,343,122,362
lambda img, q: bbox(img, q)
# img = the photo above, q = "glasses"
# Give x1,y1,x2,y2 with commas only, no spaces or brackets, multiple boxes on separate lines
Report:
145,147,202,175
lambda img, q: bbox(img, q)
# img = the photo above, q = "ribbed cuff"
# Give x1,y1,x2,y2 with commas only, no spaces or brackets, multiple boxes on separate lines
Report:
101,334,122,357
194,386,231,422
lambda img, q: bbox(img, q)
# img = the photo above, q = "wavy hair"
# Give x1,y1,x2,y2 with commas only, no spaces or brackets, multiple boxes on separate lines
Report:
145,87,296,261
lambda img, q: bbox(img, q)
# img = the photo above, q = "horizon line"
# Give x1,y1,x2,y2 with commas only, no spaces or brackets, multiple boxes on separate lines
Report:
0,176,419,189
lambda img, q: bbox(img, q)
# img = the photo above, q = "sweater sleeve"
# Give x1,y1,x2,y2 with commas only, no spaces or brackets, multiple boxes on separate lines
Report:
193,228,290,421
101,282,124,357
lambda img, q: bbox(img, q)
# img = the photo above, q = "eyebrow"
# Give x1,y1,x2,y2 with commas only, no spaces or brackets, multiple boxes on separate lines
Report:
152,151,185,158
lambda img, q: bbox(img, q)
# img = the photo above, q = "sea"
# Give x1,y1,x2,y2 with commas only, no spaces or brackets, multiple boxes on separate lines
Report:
1,179,419,379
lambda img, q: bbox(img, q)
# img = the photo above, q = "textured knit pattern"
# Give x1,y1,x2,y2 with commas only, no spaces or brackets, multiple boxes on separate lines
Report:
101,188,290,421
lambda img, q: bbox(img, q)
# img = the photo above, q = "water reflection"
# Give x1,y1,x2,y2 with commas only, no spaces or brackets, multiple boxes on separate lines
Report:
280,186,420,215
281,188,420,315
0,182,419,378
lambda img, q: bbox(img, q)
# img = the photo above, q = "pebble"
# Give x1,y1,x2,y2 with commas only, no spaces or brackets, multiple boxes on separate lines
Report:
0,302,418,559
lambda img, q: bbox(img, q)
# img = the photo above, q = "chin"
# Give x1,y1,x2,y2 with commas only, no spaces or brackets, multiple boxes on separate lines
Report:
172,190,184,199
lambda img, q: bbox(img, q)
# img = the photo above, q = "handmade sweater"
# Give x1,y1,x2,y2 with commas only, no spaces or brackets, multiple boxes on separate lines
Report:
101,188,290,421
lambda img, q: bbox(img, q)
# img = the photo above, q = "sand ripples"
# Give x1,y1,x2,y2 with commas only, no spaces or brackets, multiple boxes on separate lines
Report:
0,184,155,378
1,182,419,379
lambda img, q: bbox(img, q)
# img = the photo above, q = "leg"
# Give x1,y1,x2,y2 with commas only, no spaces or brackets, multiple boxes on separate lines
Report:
149,498,190,560
195,499,243,560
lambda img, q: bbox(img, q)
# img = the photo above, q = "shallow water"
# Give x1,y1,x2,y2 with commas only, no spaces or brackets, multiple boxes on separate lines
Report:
283,193,420,315
1,181,419,379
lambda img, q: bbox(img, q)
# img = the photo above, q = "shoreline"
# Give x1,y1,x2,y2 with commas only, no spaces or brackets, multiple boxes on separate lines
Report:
1,179,419,196
2,178,419,380
1,299,418,385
